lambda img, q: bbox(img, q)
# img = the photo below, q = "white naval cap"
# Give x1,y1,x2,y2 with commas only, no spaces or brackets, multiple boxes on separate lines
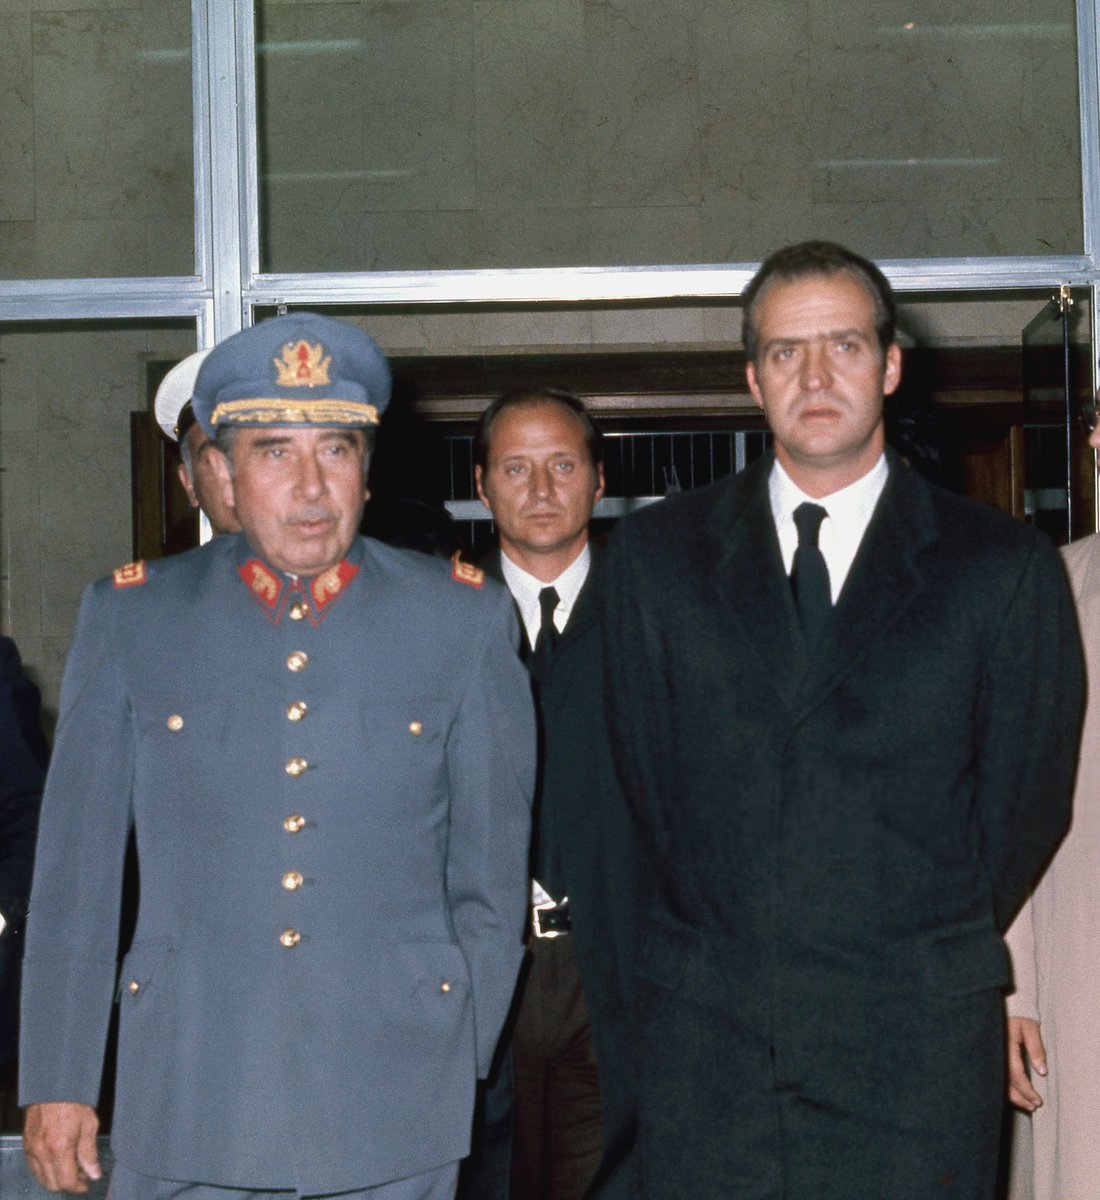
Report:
153,348,213,441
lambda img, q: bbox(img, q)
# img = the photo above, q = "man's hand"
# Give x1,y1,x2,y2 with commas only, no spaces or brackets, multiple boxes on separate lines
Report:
1006,1016,1047,1111
23,1102,101,1193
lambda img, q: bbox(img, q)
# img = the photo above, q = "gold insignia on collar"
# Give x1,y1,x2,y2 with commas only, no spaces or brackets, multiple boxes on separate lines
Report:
451,553,484,589
310,559,358,611
274,339,332,389
247,560,280,606
113,560,148,589
313,565,343,604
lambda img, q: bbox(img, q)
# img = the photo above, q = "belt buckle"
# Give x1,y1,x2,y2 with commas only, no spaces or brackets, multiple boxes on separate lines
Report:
532,898,566,939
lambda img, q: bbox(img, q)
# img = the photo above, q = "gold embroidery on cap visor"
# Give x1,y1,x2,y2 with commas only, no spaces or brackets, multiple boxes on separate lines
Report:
209,398,380,427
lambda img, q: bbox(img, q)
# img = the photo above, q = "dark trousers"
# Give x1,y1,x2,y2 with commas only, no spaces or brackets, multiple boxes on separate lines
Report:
462,936,603,1200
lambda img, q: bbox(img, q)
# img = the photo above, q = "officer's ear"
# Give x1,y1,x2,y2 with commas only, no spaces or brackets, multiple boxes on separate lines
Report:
474,464,491,511
177,462,199,510
209,446,237,510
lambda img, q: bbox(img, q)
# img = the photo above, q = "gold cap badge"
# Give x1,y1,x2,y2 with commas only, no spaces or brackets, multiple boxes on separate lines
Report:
274,340,332,389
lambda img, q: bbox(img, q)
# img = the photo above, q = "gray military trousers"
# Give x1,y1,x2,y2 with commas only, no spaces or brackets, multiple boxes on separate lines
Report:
108,1162,458,1200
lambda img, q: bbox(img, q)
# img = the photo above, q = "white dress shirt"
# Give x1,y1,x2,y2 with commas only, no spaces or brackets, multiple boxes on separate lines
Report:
499,543,592,909
768,454,889,603
499,542,592,650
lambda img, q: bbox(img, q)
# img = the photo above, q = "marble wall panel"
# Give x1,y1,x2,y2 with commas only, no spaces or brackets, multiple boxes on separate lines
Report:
138,0,194,225
807,195,1066,259
0,16,34,223
362,208,481,270
700,302,741,348
263,207,369,273
696,198,815,266
1,1,192,278
471,207,593,268
1032,197,1084,254
471,307,593,352
809,47,1023,204
38,425,133,639
806,5,1080,256
0,429,43,640
472,0,588,210
590,302,706,347
32,12,148,221
258,2,368,222
147,217,196,278
257,0,1082,268
696,1,811,212
589,204,702,266
358,309,484,355
585,0,702,209
27,0,141,11
1027,25,1083,202
0,337,40,435
35,329,151,434
358,0,477,213
0,219,147,280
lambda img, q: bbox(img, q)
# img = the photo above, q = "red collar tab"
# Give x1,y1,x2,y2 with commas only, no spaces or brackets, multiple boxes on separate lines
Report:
113,560,148,589
240,559,283,620
310,559,359,613
238,557,358,625
451,553,484,588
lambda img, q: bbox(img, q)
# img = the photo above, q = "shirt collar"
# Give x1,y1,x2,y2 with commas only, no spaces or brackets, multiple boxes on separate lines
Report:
768,454,889,538
500,543,592,638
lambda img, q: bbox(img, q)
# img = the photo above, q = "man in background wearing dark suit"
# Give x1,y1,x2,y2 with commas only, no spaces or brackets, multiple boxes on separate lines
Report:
466,389,638,1200
599,241,1084,1199
0,636,47,1080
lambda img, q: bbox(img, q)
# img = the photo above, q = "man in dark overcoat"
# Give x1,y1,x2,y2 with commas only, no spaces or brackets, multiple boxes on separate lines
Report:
20,314,535,1200
0,636,47,1072
598,241,1084,1199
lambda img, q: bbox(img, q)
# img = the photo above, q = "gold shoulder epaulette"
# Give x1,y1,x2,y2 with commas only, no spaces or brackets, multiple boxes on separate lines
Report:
113,560,148,589
451,552,484,589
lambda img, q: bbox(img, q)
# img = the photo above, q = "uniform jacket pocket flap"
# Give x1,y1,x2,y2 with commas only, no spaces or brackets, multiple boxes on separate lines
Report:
116,940,173,1000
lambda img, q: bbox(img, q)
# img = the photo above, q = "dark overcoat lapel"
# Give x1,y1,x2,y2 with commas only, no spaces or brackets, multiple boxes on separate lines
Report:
798,452,932,714
707,449,935,716
706,456,807,704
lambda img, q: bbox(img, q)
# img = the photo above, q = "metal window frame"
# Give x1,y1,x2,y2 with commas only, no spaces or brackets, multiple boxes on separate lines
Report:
0,0,1096,364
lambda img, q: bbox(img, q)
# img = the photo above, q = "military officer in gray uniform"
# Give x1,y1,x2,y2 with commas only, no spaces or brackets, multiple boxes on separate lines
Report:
20,314,536,1200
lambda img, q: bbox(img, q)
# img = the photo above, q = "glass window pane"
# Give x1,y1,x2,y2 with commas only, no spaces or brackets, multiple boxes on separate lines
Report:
256,1,1082,272
0,1,194,280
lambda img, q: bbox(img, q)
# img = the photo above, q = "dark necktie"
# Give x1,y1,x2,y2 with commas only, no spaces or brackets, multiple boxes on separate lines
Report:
791,502,832,648
531,586,559,684
531,586,562,897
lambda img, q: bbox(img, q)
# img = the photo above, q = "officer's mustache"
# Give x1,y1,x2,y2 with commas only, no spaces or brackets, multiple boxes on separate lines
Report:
284,506,339,526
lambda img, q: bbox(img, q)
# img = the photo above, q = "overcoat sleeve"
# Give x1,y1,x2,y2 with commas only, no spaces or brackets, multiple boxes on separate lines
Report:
444,586,535,1077
974,534,1083,933
0,637,47,917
